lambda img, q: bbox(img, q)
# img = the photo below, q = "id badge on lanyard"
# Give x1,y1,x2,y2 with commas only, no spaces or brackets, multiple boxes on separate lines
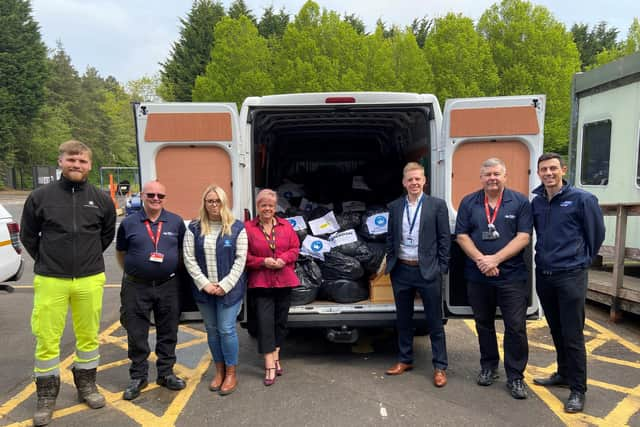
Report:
482,193,502,241
405,196,423,247
145,221,165,263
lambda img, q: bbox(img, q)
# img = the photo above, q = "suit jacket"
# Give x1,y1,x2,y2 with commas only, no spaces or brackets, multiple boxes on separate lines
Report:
385,193,451,282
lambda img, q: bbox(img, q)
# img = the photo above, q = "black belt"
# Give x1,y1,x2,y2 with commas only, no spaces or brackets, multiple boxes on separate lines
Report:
398,259,419,267
538,268,584,277
124,273,175,286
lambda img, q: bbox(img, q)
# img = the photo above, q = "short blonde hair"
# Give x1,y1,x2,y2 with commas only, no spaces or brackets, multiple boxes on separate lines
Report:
199,185,235,236
59,140,92,159
403,162,424,177
256,188,277,207
480,157,506,174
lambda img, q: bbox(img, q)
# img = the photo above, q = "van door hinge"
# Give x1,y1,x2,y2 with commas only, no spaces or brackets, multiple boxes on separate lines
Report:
239,153,247,167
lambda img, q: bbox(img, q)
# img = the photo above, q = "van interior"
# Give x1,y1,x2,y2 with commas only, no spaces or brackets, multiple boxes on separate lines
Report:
250,105,434,208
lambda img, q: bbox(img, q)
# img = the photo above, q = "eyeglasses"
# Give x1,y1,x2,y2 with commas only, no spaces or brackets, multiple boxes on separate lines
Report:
145,193,166,200
205,199,222,206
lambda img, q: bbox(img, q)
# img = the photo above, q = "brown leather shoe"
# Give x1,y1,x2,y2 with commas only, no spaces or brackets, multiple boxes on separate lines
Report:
433,369,447,387
386,362,414,375
219,365,237,395
209,362,225,392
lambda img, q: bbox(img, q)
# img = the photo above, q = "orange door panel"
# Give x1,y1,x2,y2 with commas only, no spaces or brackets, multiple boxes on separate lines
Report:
155,146,232,220
451,141,530,210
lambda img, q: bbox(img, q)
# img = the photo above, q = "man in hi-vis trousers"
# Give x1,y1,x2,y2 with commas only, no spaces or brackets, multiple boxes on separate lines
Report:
20,140,116,426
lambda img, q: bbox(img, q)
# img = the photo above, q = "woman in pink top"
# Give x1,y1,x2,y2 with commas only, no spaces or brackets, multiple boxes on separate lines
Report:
245,189,299,386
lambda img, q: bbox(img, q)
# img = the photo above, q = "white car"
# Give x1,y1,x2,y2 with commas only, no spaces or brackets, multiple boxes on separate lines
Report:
0,203,23,290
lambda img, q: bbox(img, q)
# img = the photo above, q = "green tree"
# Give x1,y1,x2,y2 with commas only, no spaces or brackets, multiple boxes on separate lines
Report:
593,18,640,66
272,1,366,92
257,6,289,39
389,29,433,92
478,0,580,153
228,0,256,24
424,13,499,104
159,0,225,101
25,43,80,168
192,16,273,106
411,16,432,48
0,0,48,174
126,75,161,102
343,13,366,35
571,22,619,70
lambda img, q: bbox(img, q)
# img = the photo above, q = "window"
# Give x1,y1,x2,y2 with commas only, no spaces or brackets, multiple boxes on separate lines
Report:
580,120,612,185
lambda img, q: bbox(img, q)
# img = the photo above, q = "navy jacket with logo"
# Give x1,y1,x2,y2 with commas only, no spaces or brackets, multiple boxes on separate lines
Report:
531,181,605,272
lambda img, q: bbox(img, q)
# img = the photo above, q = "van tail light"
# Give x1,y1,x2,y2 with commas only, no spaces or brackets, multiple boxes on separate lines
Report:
7,222,22,254
325,97,355,103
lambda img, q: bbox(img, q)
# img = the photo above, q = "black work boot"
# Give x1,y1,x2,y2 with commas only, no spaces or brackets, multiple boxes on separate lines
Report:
34,375,60,426
72,367,106,409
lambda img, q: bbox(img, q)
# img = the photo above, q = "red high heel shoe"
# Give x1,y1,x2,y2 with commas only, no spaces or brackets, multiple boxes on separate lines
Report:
275,360,283,376
264,368,276,386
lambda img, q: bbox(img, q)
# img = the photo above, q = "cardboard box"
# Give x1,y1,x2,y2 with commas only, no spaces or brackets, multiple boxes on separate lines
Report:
370,274,394,303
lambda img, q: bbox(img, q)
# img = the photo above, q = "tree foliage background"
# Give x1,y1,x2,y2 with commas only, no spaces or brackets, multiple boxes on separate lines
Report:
2,0,639,188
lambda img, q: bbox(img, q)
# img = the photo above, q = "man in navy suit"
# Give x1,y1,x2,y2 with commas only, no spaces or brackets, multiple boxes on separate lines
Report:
384,162,450,387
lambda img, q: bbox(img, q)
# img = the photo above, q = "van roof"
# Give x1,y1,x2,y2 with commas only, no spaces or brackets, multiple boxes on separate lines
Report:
244,92,439,106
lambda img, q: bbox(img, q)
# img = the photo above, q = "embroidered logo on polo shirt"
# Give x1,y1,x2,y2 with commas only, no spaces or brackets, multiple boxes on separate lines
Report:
560,201,573,207
504,214,516,219
223,239,232,247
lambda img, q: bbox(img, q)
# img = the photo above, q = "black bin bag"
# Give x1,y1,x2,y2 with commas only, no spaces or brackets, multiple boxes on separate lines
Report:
291,257,322,306
322,279,369,303
320,250,364,281
363,242,386,276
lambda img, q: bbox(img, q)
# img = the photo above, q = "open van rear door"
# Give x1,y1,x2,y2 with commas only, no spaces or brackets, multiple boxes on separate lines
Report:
133,102,245,221
133,102,245,317
441,95,545,317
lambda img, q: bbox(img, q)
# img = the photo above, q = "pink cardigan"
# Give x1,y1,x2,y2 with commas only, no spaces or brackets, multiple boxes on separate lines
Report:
245,217,300,288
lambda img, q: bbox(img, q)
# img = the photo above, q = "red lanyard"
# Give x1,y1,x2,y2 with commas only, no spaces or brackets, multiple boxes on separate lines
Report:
259,220,277,255
484,192,503,227
144,220,163,252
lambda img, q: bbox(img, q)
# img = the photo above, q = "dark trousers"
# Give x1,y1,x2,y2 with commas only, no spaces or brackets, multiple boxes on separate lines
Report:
536,268,588,393
121,276,180,379
391,264,448,370
467,280,529,381
252,287,292,354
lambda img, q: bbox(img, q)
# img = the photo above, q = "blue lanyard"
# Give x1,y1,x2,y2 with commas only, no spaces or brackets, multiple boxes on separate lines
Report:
404,195,424,235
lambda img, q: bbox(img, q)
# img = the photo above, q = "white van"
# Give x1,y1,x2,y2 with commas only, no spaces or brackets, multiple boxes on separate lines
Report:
133,92,544,341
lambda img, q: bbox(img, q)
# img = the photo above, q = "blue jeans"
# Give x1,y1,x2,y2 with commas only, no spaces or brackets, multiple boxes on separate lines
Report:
197,298,242,366
391,264,448,370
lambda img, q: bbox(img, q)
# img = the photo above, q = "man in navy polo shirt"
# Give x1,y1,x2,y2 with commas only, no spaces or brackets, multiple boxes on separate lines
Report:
116,180,187,400
455,158,532,400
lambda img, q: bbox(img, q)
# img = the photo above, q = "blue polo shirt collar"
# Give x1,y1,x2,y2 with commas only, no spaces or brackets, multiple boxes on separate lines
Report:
137,208,168,223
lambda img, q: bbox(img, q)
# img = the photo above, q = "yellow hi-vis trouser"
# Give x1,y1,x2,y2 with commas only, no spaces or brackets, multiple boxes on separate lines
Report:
31,273,105,377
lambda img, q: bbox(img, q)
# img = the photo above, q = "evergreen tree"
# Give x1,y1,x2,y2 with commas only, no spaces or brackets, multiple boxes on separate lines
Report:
571,22,619,70
228,0,256,24
0,0,48,174
159,0,225,101
258,6,289,39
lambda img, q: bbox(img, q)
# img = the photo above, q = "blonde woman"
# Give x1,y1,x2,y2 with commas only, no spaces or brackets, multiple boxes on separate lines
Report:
183,185,247,395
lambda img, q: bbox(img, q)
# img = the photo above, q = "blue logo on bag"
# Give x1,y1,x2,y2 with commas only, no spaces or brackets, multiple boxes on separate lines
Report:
311,241,323,252
288,218,297,227
374,215,387,226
